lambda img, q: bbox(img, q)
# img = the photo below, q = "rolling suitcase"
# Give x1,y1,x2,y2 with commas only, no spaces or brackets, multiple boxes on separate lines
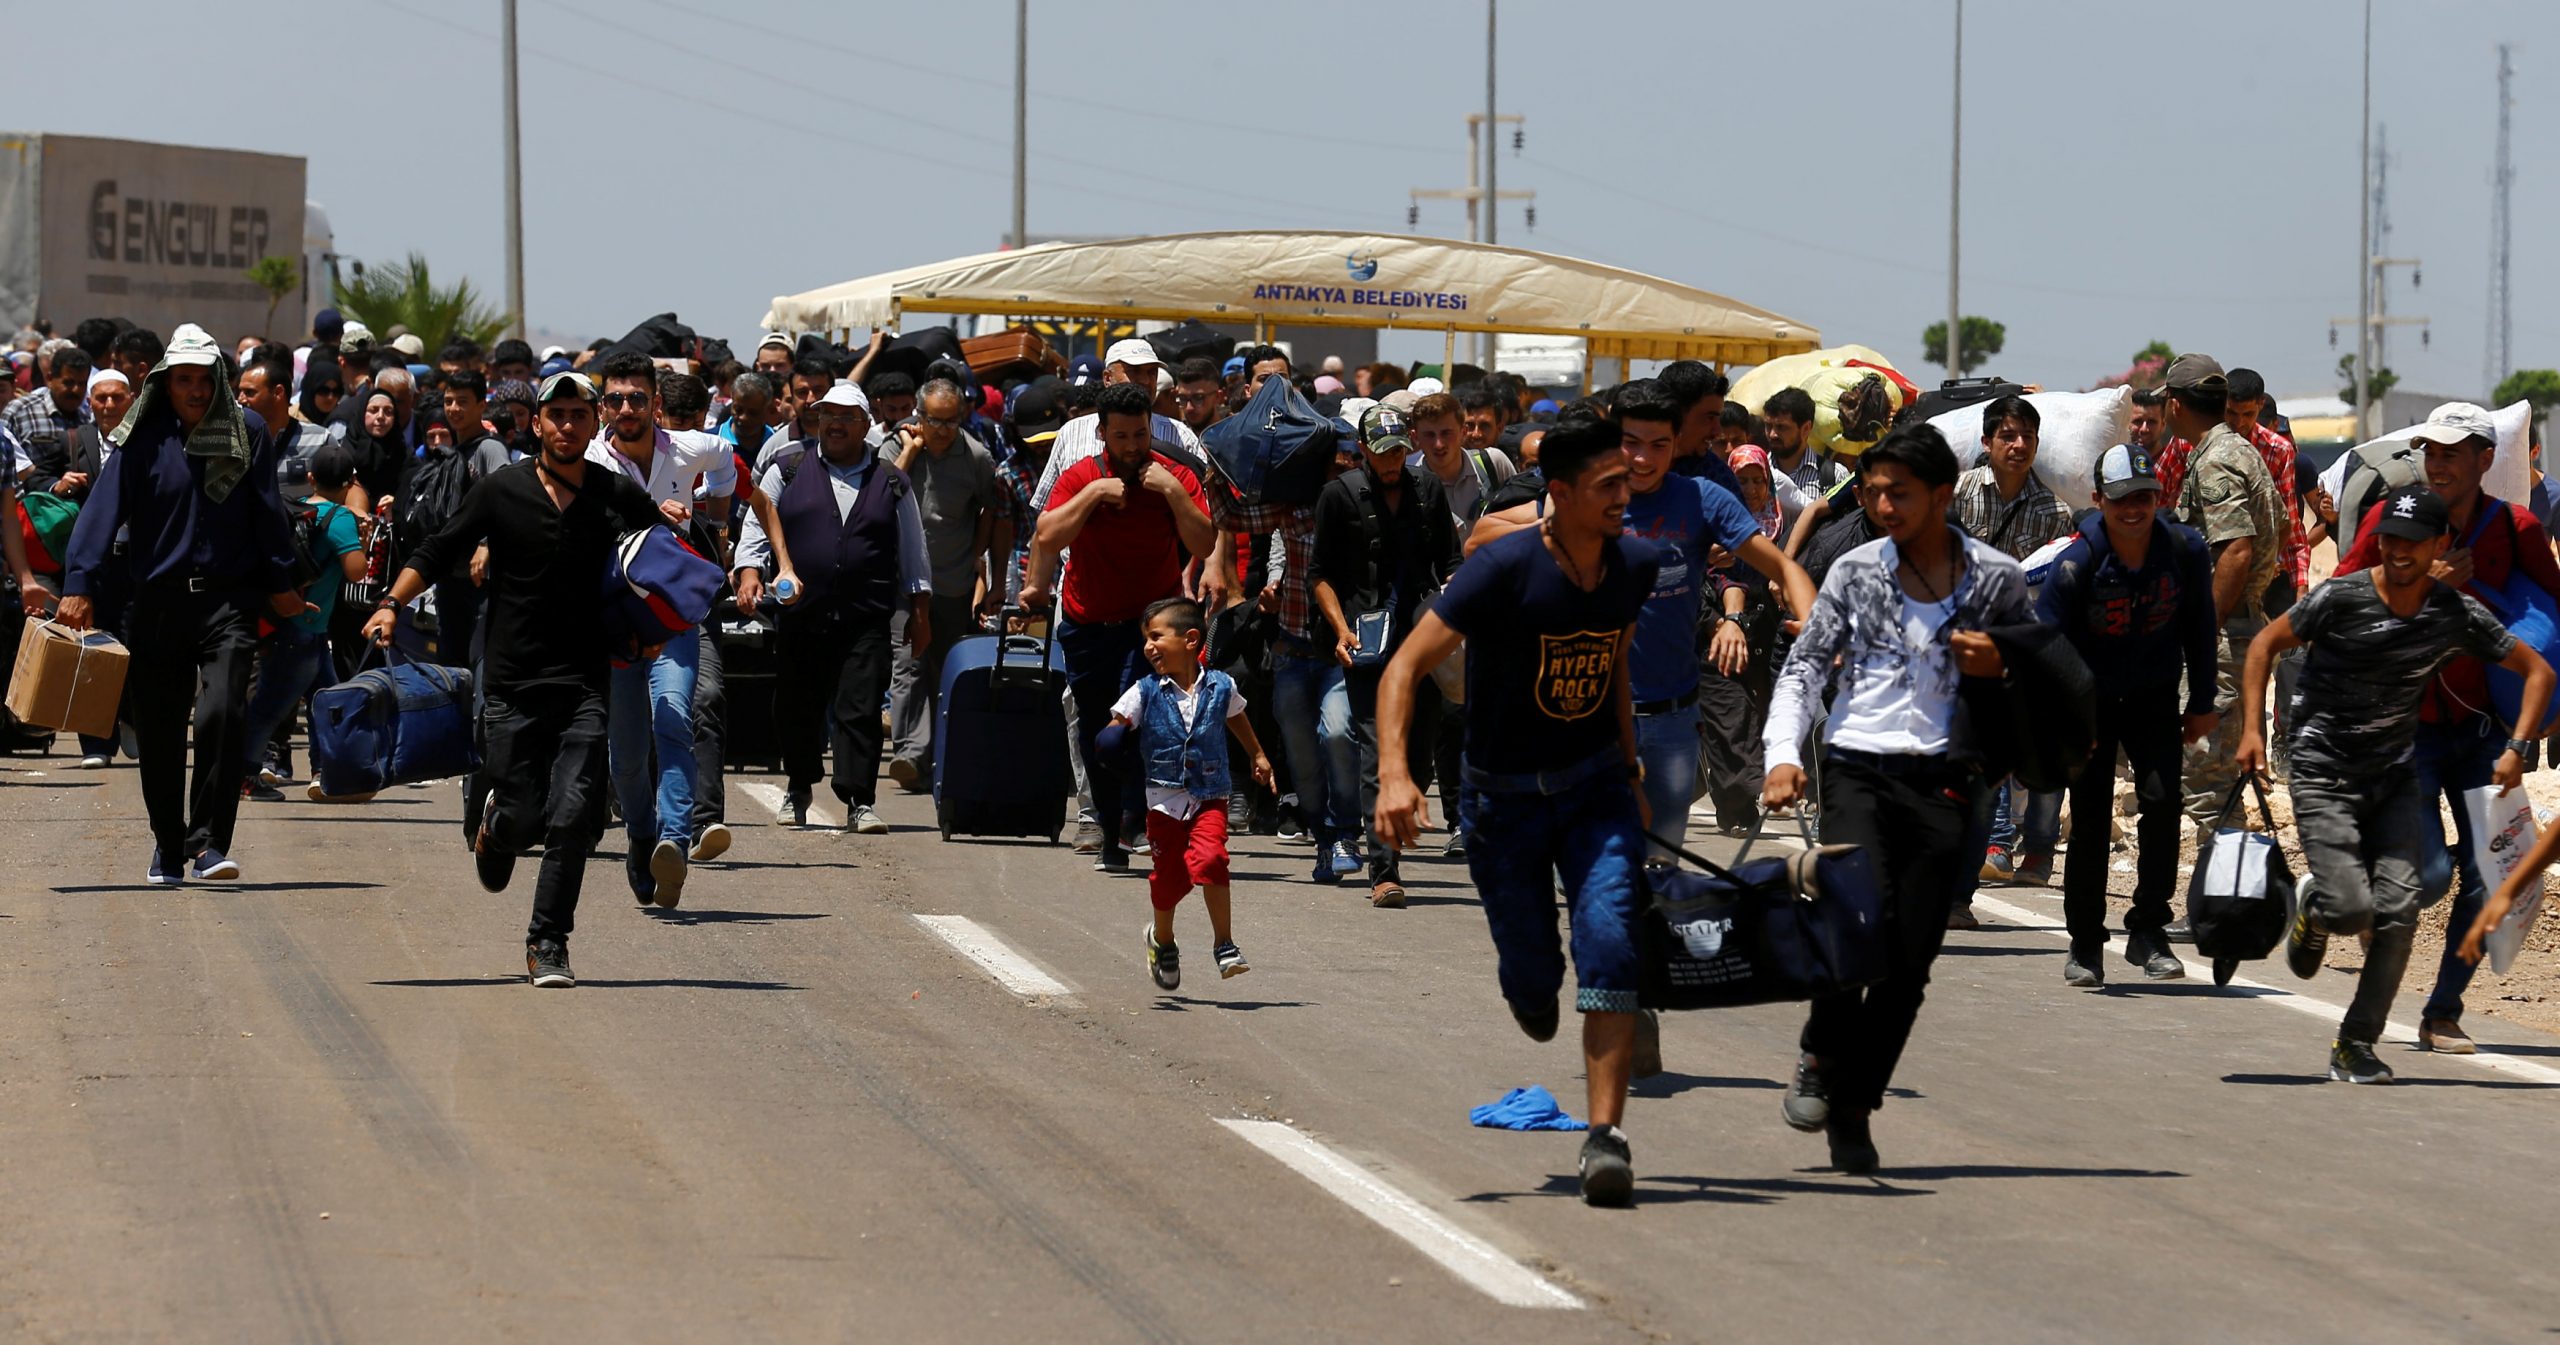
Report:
932,626,1072,842
961,327,1061,385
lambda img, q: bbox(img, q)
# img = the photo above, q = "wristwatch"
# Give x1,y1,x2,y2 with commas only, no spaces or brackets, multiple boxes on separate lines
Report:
376,596,400,612
2506,738,2533,755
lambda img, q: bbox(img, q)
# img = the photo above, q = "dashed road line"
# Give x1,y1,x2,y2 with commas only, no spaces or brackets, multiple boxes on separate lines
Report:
912,914,1076,1000
1215,1119,1584,1311
739,780,840,830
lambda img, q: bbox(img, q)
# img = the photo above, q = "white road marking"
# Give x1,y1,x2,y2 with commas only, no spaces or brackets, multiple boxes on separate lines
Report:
739,780,840,830
911,915,1075,1000
1967,889,2560,1087
1215,1119,1584,1311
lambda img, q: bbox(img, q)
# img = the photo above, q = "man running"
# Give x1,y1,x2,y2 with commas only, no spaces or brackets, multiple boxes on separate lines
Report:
2236,484,2553,1083
1374,409,1658,1206
1763,423,2030,1173
363,372,667,988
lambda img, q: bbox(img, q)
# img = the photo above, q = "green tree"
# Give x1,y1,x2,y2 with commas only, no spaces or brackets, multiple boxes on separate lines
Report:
245,255,302,340
2335,353,2399,406
1921,316,2007,375
331,252,511,355
2492,368,2560,415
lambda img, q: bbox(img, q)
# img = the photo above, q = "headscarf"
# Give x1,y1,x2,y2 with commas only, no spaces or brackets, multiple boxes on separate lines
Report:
1727,445,1782,539
114,323,252,501
299,356,346,422
340,388,406,502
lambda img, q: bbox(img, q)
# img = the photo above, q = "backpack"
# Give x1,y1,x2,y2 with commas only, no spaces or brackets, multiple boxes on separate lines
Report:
1200,375,1336,506
2336,438,2426,546
396,446,476,565
285,498,334,590
16,492,77,575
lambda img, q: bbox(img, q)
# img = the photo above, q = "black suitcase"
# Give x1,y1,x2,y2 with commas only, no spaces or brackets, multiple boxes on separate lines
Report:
932,629,1072,842
717,606,783,772
1906,377,2027,424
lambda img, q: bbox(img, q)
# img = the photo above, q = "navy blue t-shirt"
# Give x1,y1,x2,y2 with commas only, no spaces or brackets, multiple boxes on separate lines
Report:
1435,528,1661,776
1621,476,1763,703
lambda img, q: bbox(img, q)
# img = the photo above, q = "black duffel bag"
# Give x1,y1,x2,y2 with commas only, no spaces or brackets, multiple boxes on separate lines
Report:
2187,778,2296,985
1200,373,1336,506
1637,832,1890,1010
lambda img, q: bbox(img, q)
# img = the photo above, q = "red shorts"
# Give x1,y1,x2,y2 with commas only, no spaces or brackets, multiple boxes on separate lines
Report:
1146,805,1231,911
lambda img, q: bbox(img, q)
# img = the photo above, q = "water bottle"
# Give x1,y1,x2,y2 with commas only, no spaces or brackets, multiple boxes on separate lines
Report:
773,576,798,604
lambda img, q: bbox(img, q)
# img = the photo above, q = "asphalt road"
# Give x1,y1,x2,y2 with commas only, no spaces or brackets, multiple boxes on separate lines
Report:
4,757,2558,1343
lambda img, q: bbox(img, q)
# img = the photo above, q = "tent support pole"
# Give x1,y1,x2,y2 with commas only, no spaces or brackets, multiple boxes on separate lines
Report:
1443,327,1456,378
1581,344,1594,396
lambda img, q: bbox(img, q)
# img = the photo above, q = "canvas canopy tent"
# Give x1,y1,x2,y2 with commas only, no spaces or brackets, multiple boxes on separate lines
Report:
760,230,1818,376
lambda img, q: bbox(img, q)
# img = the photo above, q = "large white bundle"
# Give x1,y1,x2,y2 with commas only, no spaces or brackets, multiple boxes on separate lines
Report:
1931,387,2132,500
2316,400,2534,512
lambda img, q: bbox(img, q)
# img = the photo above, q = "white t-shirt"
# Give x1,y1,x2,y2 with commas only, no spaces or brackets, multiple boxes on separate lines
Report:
1825,590,1958,757
1110,674,1247,819
587,427,738,507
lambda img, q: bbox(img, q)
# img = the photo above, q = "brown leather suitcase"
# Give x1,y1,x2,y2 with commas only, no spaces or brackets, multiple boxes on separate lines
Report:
961,328,1060,383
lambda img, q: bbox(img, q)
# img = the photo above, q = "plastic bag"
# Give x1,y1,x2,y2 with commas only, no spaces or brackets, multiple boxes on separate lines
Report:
1932,387,2132,501
2462,787,2545,975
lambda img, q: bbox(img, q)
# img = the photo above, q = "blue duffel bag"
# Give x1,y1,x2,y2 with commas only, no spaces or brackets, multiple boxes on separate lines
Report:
601,524,725,663
1636,833,1889,1011
309,649,478,800
1199,372,1336,506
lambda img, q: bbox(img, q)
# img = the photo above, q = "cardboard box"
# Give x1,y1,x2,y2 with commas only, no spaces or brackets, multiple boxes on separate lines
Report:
7,619,128,740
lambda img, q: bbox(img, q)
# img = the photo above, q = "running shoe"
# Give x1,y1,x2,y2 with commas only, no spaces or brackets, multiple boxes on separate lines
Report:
474,790,513,894
885,756,926,791
1978,846,2014,883
244,780,285,803
784,788,811,828
649,839,687,909
1782,1054,1830,1133
1214,940,1250,979
1125,823,1152,857
189,849,241,881
526,940,575,988
627,846,656,905
690,822,732,863
1578,1125,1634,1207
1145,926,1181,990
76,754,109,770
848,805,889,836
1511,996,1560,1043
1826,1107,1880,1174
1071,814,1102,854
2419,1018,2478,1054
1330,840,1364,876
1275,800,1308,843
2328,1038,2394,1084
146,847,185,887
1096,846,1129,873
2284,898,2329,981
1442,828,1468,860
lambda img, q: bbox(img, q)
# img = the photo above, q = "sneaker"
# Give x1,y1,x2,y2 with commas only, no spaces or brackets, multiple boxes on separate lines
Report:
2284,901,2329,981
1511,997,1560,1043
1369,880,1407,909
885,756,925,791
1096,846,1129,873
1275,801,1308,843
1333,839,1366,875
1145,925,1181,991
1978,846,2014,883
1717,821,1757,839
1632,1009,1664,1080
1946,904,1981,931
2014,850,2054,886
2419,1018,2478,1054
1124,824,1152,857
146,847,186,887
848,804,889,836
2328,1038,2395,1084
784,787,811,828
1782,1054,1831,1133
2127,933,2186,981
2163,917,2194,944
1826,1107,1880,1174
689,822,732,863
2063,954,2104,988
1214,940,1250,979
473,791,514,894
1071,816,1102,854
627,846,656,905
648,839,687,909
1577,1124,1635,1208
526,940,575,988
77,754,109,770
245,781,285,803
1442,828,1468,859
1310,849,1341,884
257,760,288,788
189,849,241,881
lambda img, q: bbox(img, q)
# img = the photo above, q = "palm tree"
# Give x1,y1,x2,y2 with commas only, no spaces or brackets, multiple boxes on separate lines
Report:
331,252,512,355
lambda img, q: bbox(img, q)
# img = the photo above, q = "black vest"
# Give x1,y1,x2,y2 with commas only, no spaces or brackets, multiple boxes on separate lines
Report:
776,449,907,622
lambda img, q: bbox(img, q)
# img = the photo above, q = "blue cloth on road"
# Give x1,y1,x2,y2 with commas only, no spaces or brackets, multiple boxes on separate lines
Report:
1469,1085,1588,1132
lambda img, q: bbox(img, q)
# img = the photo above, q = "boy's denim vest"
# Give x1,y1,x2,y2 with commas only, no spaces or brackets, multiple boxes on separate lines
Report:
1137,671,1233,801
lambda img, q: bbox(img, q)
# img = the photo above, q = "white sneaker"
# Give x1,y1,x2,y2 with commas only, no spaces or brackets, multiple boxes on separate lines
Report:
76,755,108,770
849,804,889,835
689,822,732,863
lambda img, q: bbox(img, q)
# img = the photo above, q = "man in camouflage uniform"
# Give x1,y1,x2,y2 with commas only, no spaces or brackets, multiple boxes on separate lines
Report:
2162,354,2288,832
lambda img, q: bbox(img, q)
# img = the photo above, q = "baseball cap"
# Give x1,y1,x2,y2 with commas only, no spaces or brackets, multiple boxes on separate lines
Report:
162,323,221,369
1068,354,1105,386
1378,388,1420,415
1221,355,1247,378
2373,483,2450,541
537,370,598,404
1359,405,1413,457
2405,401,2499,448
390,333,426,360
1104,338,1161,369
756,331,794,354
817,381,871,413
540,344,568,361
1409,376,1447,397
312,308,344,342
2161,353,2225,393
1009,377,1066,444
2094,443,2162,500
339,320,374,351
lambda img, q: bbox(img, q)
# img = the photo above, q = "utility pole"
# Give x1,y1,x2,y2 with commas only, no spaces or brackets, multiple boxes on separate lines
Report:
2355,0,2372,438
2486,40,2515,393
501,0,524,339
1481,0,1498,367
1946,0,1963,383
1011,0,1027,251
2332,122,2429,419
1409,112,1532,368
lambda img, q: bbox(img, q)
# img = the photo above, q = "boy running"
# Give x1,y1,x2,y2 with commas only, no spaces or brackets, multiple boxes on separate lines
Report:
1103,597,1274,990
2236,485,2553,1083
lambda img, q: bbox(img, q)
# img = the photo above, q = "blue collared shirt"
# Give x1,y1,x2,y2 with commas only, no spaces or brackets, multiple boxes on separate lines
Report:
63,406,295,597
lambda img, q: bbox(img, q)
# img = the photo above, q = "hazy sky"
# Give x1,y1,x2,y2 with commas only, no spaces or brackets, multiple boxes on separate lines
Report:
20,0,2557,399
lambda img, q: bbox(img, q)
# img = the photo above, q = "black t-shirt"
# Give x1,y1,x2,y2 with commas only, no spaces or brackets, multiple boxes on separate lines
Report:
1433,527,1660,776
2286,573,2517,777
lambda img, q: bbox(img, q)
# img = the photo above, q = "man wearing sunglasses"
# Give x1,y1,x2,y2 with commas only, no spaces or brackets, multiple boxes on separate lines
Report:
883,377,1010,790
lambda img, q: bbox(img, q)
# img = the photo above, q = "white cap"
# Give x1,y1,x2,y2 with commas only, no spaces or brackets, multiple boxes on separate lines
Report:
1320,355,1344,375
340,320,374,348
818,381,872,413
163,323,222,368
86,367,128,392
2407,401,2499,447
1104,338,1161,369
1155,367,1174,392
1336,396,1378,426
757,331,794,353
390,333,426,359
540,344,568,361
1409,376,1446,397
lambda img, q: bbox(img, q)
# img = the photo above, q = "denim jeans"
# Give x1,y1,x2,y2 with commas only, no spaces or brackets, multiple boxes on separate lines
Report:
240,626,335,775
2289,767,2428,1044
1634,701,1702,858
2412,716,2505,1024
1463,760,1646,1015
608,625,700,847
1985,777,2063,856
1057,614,1148,850
1270,647,1357,844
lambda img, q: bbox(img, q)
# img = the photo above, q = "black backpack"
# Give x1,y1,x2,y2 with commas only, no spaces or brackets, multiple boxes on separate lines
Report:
1200,375,1336,506
285,498,333,590
397,447,475,562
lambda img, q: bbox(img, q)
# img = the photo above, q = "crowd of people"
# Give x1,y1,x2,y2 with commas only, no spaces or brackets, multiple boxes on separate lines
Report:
7,305,2557,1207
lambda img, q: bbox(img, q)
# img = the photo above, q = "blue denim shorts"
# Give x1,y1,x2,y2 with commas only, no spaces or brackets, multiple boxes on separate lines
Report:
1463,764,1646,1015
